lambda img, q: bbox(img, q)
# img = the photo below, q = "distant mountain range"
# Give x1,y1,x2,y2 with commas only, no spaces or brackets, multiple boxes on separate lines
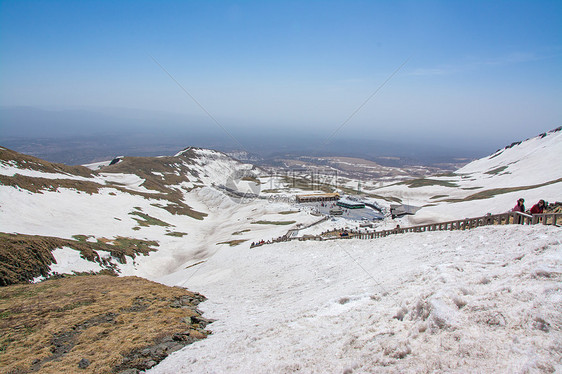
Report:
1,106,494,167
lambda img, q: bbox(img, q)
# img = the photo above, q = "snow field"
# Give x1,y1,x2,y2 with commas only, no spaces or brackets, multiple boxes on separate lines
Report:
97,172,154,193
82,160,114,170
410,181,561,225
369,129,562,225
152,225,562,373
458,130,562,178
0,172,318,281
0,186,174,240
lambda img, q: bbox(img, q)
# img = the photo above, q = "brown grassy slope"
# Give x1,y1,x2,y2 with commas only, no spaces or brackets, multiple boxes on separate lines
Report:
0,146,207,219
0,174,104,195
101,155,198,193
0,275,211,374
0,233,159,286
0,147,94,178
0,146,105,194
99,154,208,219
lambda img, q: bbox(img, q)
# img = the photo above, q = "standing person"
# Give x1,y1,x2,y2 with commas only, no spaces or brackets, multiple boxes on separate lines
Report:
512,198,526,224
512,198,525,212
530,200,546,214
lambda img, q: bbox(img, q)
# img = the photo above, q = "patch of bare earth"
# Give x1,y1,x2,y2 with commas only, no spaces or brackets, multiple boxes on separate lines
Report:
0,275,211,374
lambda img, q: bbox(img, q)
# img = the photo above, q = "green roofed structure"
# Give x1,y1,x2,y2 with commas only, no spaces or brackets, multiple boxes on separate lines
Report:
336,199,365,209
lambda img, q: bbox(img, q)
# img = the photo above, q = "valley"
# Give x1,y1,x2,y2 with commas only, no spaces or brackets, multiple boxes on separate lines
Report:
0,128,561,373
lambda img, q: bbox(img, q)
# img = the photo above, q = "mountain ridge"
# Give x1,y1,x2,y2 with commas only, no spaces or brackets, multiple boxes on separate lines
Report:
1,127,561,283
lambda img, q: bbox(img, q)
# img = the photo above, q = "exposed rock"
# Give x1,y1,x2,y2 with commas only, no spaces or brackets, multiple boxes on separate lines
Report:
112,294,211,373
78,358,91,369
117,369,139,374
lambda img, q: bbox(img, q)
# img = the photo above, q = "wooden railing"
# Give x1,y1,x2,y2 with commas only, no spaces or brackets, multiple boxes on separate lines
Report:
343,212,561,240
251,212,561,247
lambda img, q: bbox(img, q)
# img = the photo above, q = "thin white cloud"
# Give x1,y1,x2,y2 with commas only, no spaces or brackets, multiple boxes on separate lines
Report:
408,66,461,76
408,51,546,76
479,52,541,66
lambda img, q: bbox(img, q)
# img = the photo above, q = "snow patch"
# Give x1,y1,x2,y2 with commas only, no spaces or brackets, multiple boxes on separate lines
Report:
50,247,102,275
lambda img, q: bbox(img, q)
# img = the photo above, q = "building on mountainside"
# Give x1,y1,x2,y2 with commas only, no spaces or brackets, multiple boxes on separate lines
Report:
295,193,340,203
336,199,365,209
390,204,421,218
329,208,343,215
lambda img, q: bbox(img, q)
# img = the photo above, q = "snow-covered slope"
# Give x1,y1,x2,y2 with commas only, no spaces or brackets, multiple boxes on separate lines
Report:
458,129,561,178
153,225,562,373
0,146,316,281
370,127,562,224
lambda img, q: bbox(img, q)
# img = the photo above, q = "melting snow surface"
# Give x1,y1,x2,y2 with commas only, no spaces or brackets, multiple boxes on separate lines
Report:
50,247,103,274
152,225,562,373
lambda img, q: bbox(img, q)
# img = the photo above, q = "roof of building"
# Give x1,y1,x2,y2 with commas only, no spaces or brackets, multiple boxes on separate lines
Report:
390,204,421,215
337,199,365,206
296,193,340,198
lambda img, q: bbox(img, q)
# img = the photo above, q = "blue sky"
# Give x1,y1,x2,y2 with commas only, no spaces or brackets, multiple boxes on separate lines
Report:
1,0,561,151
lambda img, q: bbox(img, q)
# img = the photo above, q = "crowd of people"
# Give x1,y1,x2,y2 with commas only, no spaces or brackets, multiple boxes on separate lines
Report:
250,236,286,248
251,240,269,247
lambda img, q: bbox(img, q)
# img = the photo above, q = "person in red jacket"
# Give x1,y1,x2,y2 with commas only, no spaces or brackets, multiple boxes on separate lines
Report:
530,200,546,214
512,198,525,212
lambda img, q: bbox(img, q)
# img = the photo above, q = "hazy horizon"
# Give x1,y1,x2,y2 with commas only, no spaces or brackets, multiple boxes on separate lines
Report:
1,104,538,166
1,1,561,163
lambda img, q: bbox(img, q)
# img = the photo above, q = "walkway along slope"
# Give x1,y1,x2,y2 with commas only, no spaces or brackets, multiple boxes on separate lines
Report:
354,211,561,240
251,212,561,247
